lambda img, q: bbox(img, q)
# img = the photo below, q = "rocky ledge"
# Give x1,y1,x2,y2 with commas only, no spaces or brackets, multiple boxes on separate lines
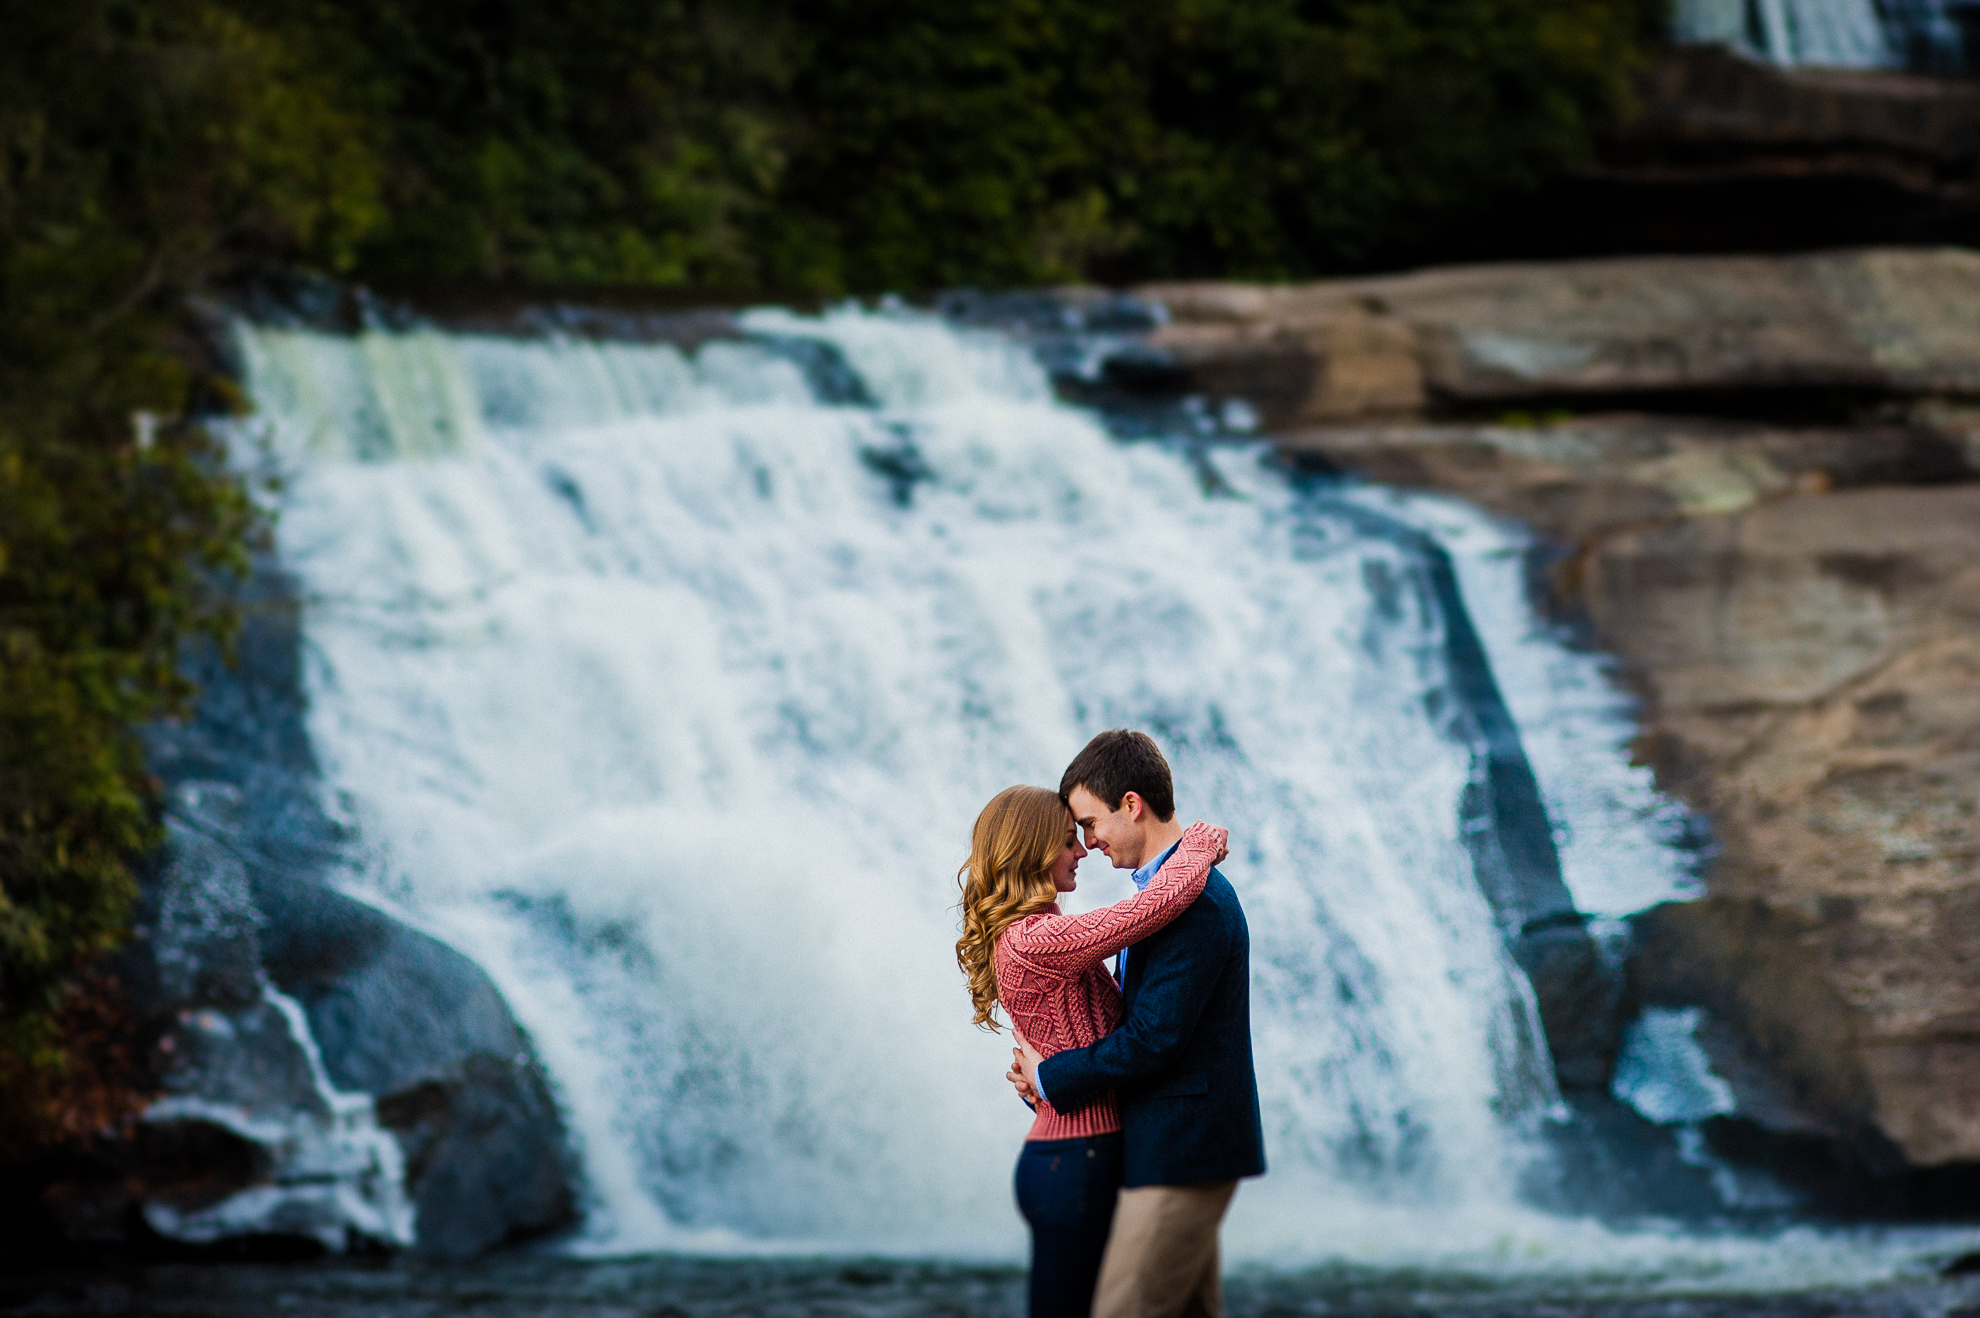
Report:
1128,247,1980,1183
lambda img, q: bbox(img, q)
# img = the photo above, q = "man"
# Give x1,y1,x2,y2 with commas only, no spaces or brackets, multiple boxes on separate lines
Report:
1012,728,1266,1318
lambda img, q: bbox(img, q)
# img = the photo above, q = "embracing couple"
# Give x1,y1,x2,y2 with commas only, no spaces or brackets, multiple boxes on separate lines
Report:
956,729,1266,1318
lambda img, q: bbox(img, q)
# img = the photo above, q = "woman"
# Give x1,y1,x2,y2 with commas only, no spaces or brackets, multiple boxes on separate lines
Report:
956,785,1226,1318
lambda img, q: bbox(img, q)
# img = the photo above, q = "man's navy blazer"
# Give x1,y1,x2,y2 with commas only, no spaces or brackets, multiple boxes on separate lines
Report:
1037,868,1266,1188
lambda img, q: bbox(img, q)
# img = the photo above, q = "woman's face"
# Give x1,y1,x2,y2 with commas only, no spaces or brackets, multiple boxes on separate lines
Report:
1048,818,1086,893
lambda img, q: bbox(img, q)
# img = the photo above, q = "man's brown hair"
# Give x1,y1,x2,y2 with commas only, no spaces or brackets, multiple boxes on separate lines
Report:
1059,729,1176,822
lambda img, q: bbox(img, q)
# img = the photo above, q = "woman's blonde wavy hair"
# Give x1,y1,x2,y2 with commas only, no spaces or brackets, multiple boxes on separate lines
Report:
956,785,1071,1032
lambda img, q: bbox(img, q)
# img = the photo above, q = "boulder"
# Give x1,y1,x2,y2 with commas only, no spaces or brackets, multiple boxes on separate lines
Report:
54,780,562,1256
258,882,577,1259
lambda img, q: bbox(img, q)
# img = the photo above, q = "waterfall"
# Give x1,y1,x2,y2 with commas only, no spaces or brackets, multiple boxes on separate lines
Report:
226,306,1702,1262
1672,0,1939,68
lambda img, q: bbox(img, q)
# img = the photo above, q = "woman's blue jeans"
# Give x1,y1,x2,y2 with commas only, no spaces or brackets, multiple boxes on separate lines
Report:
1015,1133,1125,1318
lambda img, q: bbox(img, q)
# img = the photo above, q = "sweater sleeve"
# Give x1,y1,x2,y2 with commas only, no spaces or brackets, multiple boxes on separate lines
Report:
999,823,1225,979
1034,895,1234,1114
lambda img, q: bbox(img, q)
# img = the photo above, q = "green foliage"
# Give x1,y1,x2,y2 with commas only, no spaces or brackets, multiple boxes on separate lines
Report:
1104,0,1658,278
232,0,792,288
0,0,357,1147
766,0,1660,290
214,0,1660,294
762,0,1100,292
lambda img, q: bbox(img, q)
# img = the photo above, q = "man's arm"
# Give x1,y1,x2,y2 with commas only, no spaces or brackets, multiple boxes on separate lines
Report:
1034,899,1232,1114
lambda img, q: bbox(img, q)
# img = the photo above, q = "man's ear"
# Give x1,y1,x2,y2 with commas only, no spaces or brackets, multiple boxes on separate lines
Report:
1122,791,1145,822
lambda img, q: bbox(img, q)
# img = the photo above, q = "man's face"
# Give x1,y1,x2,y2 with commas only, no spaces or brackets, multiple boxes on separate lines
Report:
1066,785,1153,872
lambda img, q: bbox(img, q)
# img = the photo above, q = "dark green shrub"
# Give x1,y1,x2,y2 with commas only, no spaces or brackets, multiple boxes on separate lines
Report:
233,0,793,289
763,0,1660,290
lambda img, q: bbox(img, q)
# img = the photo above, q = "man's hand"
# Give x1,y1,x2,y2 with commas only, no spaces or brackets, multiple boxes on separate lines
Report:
1007,1048,1037,1104
1015,1031,1044,1096
1007,1027,1046,1105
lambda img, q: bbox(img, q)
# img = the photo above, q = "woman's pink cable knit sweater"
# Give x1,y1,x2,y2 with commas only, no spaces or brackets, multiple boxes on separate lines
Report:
993,821,1225,1142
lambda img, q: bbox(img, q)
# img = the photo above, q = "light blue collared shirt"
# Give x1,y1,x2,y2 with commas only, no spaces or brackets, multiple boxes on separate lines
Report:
1115,838,1182,991
1034,837,1183,1109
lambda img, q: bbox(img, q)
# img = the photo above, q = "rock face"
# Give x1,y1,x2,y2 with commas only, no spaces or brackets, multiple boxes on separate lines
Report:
1571,46,1980,254
1623,45,1980,165
1278,414,1976,541
1138,247,1980,428
43,564,582,1258
1442,46,1980,263
1122,248,1980,1174
1626,46,1980,168
1593,487,1980,1168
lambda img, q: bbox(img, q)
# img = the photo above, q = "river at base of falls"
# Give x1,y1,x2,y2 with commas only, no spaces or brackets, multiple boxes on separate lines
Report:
11,1248,1980,1318
215,300,1980,1288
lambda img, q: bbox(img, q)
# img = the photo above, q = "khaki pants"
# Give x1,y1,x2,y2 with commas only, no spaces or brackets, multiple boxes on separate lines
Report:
1091,1181,1238,1318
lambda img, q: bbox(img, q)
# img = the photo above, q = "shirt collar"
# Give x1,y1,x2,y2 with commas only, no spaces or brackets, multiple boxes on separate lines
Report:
1130,839,1183,892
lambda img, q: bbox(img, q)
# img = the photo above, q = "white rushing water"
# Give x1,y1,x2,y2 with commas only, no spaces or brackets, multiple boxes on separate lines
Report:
226,306,1972,1281
1671,0,1977,69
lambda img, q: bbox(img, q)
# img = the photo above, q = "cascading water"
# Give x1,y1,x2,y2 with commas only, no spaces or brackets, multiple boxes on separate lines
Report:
221,304,1965,1282
1671,0,1970,70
